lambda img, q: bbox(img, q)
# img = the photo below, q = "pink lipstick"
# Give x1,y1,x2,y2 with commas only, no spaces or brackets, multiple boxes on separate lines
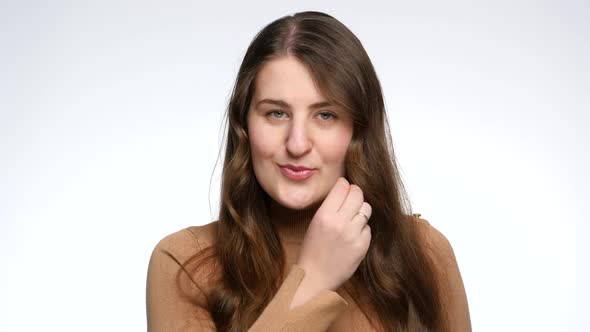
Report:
279,164,316,180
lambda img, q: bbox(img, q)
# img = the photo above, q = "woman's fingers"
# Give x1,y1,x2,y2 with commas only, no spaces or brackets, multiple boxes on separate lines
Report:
317,177,350,215
351,202,372,233
338,184,364,219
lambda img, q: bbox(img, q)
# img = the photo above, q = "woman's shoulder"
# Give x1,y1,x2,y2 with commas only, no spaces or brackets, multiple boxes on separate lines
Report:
406,214,472,329
406,213,456,262
151,221,219,262
406,213,430,227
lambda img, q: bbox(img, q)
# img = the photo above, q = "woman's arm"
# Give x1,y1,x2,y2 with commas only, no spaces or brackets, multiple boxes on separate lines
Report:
146,227,348,332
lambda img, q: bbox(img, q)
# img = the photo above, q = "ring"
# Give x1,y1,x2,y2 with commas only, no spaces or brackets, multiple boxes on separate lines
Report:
357,212,369,221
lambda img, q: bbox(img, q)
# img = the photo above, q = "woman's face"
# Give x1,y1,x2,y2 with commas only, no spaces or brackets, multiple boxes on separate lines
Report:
247,56,353,210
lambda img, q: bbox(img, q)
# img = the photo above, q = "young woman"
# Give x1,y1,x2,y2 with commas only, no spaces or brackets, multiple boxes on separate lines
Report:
146,11,471,331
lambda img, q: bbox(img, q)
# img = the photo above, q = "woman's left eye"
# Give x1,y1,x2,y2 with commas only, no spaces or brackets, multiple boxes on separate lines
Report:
318,112,336,120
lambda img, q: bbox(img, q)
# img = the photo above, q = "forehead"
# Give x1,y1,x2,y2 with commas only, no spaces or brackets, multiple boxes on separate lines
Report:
252,56,327,105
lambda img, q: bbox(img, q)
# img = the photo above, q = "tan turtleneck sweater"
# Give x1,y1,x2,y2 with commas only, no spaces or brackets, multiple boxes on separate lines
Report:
146,208,471,331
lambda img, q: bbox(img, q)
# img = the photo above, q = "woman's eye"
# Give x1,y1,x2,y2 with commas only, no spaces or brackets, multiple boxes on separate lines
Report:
318,112,336,120
268,110,287,118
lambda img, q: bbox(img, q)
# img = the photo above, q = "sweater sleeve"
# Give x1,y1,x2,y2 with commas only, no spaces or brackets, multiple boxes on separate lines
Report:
146,228,349,332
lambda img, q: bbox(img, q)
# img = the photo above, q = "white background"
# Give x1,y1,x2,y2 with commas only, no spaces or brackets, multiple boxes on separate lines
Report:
1,1,588,331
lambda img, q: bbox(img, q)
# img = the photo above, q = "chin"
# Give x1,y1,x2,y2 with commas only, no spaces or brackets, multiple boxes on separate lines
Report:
276,191,317,210
278,198,311,210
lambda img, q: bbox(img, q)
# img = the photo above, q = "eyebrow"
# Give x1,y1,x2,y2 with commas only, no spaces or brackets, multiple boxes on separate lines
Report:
255,99,334,109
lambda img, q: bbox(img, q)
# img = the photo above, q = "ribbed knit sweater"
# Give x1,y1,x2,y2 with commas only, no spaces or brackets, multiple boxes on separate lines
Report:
146,208,471,331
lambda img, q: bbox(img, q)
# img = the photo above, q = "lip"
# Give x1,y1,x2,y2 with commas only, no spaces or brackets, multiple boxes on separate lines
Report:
279,164,316,180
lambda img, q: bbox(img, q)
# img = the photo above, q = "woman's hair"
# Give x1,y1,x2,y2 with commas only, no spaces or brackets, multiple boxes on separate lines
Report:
179,11,442,331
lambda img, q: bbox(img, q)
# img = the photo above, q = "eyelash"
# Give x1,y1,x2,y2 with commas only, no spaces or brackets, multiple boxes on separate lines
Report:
266,110,337,121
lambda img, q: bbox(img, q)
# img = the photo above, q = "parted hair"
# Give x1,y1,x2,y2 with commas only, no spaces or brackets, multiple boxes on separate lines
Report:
178,11,442,331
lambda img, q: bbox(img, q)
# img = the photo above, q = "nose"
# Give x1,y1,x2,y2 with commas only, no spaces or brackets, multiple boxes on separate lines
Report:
285,118,312,157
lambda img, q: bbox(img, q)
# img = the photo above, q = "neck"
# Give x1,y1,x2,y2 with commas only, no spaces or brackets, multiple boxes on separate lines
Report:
268,200,319,245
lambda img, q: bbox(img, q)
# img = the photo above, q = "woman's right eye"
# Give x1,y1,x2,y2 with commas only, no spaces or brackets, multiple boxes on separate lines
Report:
267,110,287,119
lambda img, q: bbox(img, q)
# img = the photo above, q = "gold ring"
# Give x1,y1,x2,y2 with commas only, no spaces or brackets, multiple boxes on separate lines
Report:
357,212,369,221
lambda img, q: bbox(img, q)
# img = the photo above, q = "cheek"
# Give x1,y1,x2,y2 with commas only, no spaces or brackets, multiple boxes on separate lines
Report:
248,121,276,164
250,140,273,165
317,129,352,167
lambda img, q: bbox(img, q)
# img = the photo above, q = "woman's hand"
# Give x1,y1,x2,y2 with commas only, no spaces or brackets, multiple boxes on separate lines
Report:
290,177,372,309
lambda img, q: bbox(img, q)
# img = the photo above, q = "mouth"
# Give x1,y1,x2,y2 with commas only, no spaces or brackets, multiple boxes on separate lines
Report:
278,164,316,181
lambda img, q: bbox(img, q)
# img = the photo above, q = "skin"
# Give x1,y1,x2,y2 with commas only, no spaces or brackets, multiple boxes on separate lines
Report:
247,55,353,210
247,56,373,309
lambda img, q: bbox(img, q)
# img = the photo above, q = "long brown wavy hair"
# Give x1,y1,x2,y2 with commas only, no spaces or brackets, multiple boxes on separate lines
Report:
178,11,442,331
